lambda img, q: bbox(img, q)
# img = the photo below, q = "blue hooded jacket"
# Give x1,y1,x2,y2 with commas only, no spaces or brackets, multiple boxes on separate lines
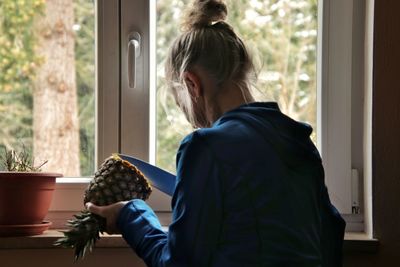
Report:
117,102,345,267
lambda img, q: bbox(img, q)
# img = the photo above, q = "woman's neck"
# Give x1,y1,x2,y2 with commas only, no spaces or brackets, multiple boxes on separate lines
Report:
205,83,254,125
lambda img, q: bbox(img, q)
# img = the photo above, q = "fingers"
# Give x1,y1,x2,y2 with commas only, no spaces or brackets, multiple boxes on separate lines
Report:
85,201,129,235
85,202,124,235
85,202,104,217
85,202,114,234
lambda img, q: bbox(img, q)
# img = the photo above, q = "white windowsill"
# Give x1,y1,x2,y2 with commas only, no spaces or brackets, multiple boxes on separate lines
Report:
56,177,92,183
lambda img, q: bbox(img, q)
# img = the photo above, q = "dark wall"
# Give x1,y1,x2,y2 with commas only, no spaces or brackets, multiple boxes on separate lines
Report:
344,0,400,265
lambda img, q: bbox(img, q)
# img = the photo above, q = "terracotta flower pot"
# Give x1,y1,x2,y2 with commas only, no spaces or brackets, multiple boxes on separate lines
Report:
0,172,63,236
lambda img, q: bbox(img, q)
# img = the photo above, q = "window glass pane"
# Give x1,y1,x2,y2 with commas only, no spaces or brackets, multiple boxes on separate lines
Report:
156,0,317,173
0,0,95,177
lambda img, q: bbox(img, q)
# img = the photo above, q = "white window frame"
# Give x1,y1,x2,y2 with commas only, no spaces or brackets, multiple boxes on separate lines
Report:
317,0,374,235
363,0,374,238
317,0,353,214
47,0,374,233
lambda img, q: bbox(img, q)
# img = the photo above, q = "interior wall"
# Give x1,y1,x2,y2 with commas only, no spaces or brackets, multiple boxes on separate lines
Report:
0,249,146,267
344,0,400,265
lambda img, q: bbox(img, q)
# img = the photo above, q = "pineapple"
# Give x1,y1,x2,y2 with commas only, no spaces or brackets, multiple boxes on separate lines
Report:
54,154,152,261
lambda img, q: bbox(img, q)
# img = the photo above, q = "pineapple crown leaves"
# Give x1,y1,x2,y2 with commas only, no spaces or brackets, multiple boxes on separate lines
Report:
54,210,106,262
0,145,48,172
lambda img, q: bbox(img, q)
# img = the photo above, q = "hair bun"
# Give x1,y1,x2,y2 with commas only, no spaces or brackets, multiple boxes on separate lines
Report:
181,0,228,31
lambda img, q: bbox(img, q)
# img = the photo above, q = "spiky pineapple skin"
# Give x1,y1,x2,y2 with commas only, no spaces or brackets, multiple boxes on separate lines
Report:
84,155,152,205
55,154,152,261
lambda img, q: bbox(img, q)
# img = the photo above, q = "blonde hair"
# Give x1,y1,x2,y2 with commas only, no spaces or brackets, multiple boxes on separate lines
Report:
165,0,255,127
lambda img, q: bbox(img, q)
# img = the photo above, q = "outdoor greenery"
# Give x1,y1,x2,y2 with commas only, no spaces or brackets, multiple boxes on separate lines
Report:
0,0,95,176
74,0,96,176
0,0,317,175
0,0,45,152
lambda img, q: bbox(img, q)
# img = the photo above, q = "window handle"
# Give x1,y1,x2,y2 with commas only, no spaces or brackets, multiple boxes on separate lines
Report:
128,32,141,89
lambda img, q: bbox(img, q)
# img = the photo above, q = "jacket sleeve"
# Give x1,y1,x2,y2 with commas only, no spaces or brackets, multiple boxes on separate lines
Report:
117,132,223,267
320,184,346,267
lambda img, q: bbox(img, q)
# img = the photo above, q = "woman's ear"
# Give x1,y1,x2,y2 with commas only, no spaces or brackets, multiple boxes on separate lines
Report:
183,71,202,99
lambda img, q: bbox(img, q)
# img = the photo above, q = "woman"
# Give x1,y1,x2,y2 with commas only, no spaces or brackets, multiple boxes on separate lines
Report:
87,0,345,266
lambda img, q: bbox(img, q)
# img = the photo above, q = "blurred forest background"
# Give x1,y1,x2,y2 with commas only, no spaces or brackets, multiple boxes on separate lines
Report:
0,0,317,175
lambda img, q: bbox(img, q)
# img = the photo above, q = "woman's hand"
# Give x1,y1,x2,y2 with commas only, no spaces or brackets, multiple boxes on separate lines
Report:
85,201,129,234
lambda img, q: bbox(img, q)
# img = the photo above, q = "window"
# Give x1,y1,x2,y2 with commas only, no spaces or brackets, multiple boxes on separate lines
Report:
153,0,367,224
0,0,97,227
1,0,372,232
0,0,95,177
155,0,318,173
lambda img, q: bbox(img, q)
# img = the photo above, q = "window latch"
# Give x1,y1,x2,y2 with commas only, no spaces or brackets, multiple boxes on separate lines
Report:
128,32,141,89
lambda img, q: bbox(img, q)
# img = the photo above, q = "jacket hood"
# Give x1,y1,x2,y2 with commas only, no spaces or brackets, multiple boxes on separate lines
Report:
215,102,321,167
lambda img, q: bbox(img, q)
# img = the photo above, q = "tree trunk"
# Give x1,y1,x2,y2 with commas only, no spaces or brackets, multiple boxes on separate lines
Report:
33,0,80,176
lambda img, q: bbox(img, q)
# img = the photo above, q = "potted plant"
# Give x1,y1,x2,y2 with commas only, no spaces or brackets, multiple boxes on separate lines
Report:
0,146,63,237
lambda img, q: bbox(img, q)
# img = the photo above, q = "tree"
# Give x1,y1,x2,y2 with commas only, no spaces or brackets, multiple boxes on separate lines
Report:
33,0,80,176
227,0,317,126
0,0,44,153
1,0,95,176
73,0,96,176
